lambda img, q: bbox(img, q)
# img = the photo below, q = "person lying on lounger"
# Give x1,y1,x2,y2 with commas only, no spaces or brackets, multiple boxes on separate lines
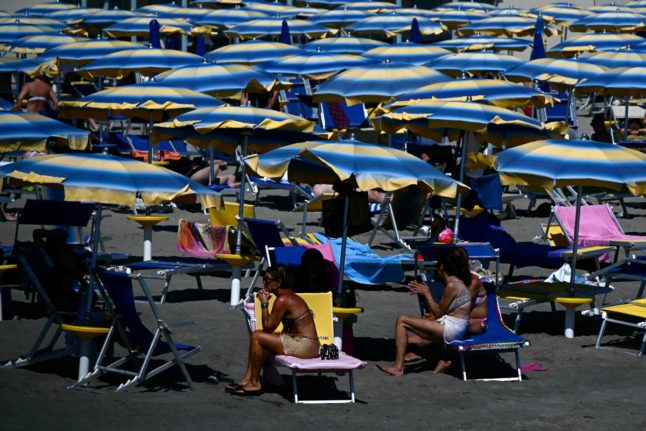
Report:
377,247,473,377
226,265,320,396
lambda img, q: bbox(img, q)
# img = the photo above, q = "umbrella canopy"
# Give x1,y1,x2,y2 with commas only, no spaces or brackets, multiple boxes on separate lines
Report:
569,10,646,33
76,8,142,27
50,8,104,25
574,66,646,98
579,49,646,69
440,1,497,12
153,105,330,153
206,40,303,64
531,4,594,25
456,14,559,37
424,8,486,30
44,39,143,67
504,57,608,86
339,2,398,12
346,12,447,38
0,22,58,43
246,139,468,196
0,111,90,152
6,34,89,56
193,8,269,29
312,62,449,105
57,83,224,122
0,16,68,31
362,43,449,65
302,35,387,54
258,49,371,80
432,35,532,52
223,17,332,40
0,153,222,209
495,138,646,290
154,62,287,99
78,48,204,80
429,51,525,77
103,17,193,38
16,2,77,16
547,33,645,57
308,8,372,28
390,78,557,109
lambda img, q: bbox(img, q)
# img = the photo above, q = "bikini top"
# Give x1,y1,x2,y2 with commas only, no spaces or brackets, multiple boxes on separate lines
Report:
282,308,312,332
446,276,471,315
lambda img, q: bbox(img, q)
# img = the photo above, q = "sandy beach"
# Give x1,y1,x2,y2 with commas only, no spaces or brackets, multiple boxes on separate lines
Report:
1,186,645,430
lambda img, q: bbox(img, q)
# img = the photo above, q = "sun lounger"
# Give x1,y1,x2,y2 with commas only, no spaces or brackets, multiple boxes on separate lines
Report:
592,298,646,356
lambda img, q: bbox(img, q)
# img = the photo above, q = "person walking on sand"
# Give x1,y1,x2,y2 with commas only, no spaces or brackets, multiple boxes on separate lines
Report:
226,265,320,396
377,247,472,377
16,75,59,116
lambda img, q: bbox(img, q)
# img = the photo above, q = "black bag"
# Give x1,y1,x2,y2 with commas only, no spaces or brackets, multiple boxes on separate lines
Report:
321,191,372,238
319,343,340,360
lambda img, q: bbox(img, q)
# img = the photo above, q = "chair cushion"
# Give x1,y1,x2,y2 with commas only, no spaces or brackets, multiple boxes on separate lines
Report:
274,352,366,370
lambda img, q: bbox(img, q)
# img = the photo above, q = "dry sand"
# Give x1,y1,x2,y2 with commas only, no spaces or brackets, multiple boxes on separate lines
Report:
1,185,645,430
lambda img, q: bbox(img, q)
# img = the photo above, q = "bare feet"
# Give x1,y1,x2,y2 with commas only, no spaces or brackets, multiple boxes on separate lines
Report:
403,352,423,363
376,363,404,377
432,360,451,374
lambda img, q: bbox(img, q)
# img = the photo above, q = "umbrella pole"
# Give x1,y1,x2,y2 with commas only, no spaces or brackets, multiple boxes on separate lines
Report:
624,97,630,141
208,146,216,186
569,186,582,293
147,114,154,164
453,131,467,241
235,133,250,255
336,192,350,297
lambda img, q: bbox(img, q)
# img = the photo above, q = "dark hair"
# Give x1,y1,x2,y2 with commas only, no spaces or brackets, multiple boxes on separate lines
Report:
437,246,471,287
264,265,292,289
590,114,606,131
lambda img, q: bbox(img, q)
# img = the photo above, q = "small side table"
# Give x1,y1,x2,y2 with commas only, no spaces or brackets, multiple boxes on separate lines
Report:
333,306,364,354
554,297,593,339
60,323,110,382
127,215,169,261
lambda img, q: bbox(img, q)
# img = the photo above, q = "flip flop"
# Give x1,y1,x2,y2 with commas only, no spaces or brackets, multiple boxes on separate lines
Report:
225,385,263,396
520,361,548,372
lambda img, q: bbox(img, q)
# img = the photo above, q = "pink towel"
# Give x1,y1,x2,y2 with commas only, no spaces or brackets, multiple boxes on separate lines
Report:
177,219,229,258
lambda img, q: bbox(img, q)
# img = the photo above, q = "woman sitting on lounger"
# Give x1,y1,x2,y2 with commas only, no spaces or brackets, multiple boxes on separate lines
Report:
377,247,472,377
227,266,320,396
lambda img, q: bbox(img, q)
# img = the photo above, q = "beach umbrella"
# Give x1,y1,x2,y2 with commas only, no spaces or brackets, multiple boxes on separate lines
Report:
439,1,497,13
504,57,608,86
424,8,486,30
0,16,68,31
206,40,303,64
312,62,450,105
6,34,89,56
193,8,269,30
77,47,204,80
103,17,193,38
279,19,291,45
569,10,646,33
456,14,560,38
362,43,449,65
337,2,398,12
154,62,287,99
579,49,646,69
258,49,371,80
149,19,162,49
154,105,331,254
16,2,77,16
44,39,143,67
58,83,224,162
245,138,468,293
243,1,301,16
0,56,57,78
433,35,532,52
223,17,332,41
308,7,372,28
0,111,90,153
547,33,645,57
0,22,58,43
390,79,557,109
76,8,142,28
429,51,524,77
138,6,212,22
302,35,387,55
50,8,104,25
345,12,447,39
0,98,13,110
494,139,646,292
531,4,593,26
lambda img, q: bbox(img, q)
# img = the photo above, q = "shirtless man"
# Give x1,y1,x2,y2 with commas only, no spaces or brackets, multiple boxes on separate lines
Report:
16,75,59,115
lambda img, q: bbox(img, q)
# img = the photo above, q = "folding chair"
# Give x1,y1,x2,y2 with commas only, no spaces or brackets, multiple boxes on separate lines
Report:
248,175,313,210
593,298,646,356
73,269,201,392
279,76,317,121
295,192,336,237
254,291,366,404
448,284,530,381
367,185,429,251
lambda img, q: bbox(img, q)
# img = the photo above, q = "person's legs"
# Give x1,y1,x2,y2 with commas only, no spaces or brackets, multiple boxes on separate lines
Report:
237,330,284,391
377,315,444,376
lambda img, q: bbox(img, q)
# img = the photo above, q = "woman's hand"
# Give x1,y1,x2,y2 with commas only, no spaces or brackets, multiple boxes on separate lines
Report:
257,288,270,303
408,280,430,297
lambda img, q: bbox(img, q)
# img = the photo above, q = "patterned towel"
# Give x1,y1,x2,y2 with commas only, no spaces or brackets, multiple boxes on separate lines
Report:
177,219,229,258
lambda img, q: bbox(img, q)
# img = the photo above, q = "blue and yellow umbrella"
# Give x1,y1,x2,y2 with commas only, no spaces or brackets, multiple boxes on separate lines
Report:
0,152,222,209
16,2,77,16
50,8,105,25
504,57,608,86
0,111,90,152
547,33,645,57
390,78,556,109
335,2,398,12
362,43,449,65
302,35,387,54
193,8,269,30
440,1,497,13
495,138,646,289
0,22,58,43
258,49,371,80
432,35,532,52
574,66,646,98
44,39,143,67
457,14,560,37
424,8,486,30
0,16,68,31
78,47,204,80
206,40,303,64
308,7,373,28
429,51,524,77
570,10,646,33
531,4,593,26
223,17,332,40
312,62,449,105
103,17,193,38
579,49,646,69
155,62,287,99
76,8,142,27
5,33,89,56
346,12,447,38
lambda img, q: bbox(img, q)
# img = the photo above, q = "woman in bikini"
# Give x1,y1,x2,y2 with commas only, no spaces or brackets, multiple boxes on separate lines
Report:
16,75,59,116
377,247,472,377
227,265,319,396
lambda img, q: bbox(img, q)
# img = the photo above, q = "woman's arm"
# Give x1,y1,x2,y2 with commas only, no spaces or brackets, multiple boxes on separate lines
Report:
258,291,287,333
409,280,450,319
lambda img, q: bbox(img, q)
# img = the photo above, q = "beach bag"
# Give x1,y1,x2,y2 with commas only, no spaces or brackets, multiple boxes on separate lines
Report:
319,343,339,360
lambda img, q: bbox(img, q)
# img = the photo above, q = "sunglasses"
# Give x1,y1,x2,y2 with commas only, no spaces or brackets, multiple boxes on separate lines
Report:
263,276,276,284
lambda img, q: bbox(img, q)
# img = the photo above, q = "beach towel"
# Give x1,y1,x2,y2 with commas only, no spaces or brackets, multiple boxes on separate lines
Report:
177,219,229,258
